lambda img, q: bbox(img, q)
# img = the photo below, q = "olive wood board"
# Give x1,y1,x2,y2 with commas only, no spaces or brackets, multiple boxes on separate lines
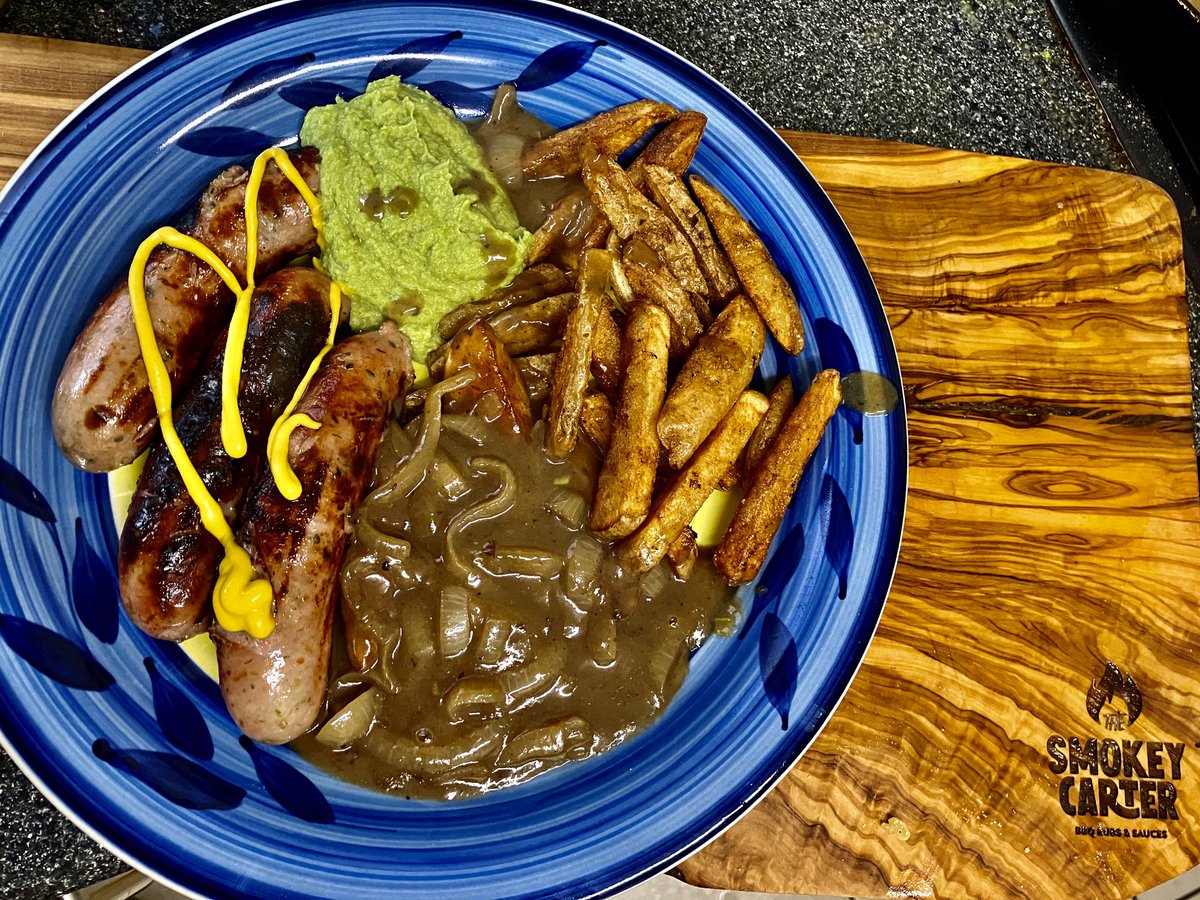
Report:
2,32,1198,900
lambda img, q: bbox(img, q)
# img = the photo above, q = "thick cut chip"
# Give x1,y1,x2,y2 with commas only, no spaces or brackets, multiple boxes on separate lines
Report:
715,370,841,585
666,526,698,581
437,264,570,340
582,154,708,295
744,375,795,473
487,292,574,356
590,303,672,539
628,110,707,186
591,295,624,400
443,320,534,435
619,390,768,572
690,175,805,354
656,295,766,468
580,391,614,453
522,100,678,178
546,249,611,457
621,238,704,353
644,165,740,304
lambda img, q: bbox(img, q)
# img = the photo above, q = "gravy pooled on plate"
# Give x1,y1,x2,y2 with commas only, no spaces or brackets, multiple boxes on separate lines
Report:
292,414,736,800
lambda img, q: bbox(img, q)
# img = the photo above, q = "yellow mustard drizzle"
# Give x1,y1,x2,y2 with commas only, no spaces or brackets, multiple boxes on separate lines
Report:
266,281,342,501
127,150,331,639
220,148,325,459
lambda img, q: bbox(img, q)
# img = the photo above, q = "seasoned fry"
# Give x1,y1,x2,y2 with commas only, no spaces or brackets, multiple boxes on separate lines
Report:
715,456,742,492
582,153,708,295
547,249,610,457
745,375,795,473
522,100,678,178
715,370,841,585
628,110,707,186
526,192,599,265
591,295,624,400
561,110,710,259
644,165,740,305
688,290,714,329
487,292,573,356
437,264,569,339
515,353,557,407
590,303,672,539
515,352,557,382
443,320,534,435
666,526,698,581
580,391,614,452
619,390,768,572
690,175,805,354
621,239,704,353
429,292,574,376
657,295,766,468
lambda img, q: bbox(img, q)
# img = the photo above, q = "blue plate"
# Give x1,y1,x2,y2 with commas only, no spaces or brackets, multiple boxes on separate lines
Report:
0,1,906,896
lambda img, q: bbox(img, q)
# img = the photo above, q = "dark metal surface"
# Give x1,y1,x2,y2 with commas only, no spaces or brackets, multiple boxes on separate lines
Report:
0,0,1191,896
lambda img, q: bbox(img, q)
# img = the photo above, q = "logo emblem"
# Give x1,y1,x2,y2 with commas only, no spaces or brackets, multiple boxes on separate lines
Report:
1086,661,1142,731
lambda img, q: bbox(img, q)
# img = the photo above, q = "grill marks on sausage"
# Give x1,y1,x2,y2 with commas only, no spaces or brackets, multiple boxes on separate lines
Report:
214,325,412,744
52,149,321,472
118,269,339,642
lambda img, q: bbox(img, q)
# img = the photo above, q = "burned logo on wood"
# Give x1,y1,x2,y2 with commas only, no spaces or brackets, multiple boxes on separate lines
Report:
1046,662,1182,827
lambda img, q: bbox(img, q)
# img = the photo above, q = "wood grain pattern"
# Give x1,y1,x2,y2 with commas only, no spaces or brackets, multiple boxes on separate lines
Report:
678,135,1198,899
1,33,1197,900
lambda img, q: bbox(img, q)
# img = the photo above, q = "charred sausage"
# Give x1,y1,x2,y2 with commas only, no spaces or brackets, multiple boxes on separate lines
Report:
117,268,344,642
52,149,321,472
214,323,412,744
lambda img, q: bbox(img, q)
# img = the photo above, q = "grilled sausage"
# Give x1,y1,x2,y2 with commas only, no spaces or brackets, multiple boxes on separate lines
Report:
214,323,412,744
117,268,344,642
52,149,321,472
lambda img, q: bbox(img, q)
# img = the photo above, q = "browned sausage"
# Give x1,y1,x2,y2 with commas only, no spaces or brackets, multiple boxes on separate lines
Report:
117,268,344,642
52,149,321,472
214,323,412,744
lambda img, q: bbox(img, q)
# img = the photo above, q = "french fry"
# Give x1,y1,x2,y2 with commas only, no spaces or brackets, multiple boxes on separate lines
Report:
715,370,842,585
591,295,624,400
547,249,610,457
715,456,743,492
657,295,766,468
522,100,678,178
526,192,599,265
666,526,698,581
515,353,557,407
580,391,614,452
559,109,709,259
644,165,740,305
621,239,704,353
487,292,573,356
428,292,574,374
619,390,768,572
688,289,714,329
582,153,708,295
744,375,795,473
690,175,805,354
437,264,569,339
628,110,707,186
443,320,534,435
590,303,672,539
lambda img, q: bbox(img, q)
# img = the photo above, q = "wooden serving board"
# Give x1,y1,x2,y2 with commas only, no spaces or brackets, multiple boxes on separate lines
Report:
2,33,1198,900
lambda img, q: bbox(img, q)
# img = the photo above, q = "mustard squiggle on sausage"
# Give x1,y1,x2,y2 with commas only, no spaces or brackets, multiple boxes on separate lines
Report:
126,151,333,638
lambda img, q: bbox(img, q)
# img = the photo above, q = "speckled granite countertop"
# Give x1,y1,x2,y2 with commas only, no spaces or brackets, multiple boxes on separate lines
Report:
0,0,1178,897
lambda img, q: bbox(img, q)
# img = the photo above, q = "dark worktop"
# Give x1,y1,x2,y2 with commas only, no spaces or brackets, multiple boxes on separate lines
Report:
0,0,1187,897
